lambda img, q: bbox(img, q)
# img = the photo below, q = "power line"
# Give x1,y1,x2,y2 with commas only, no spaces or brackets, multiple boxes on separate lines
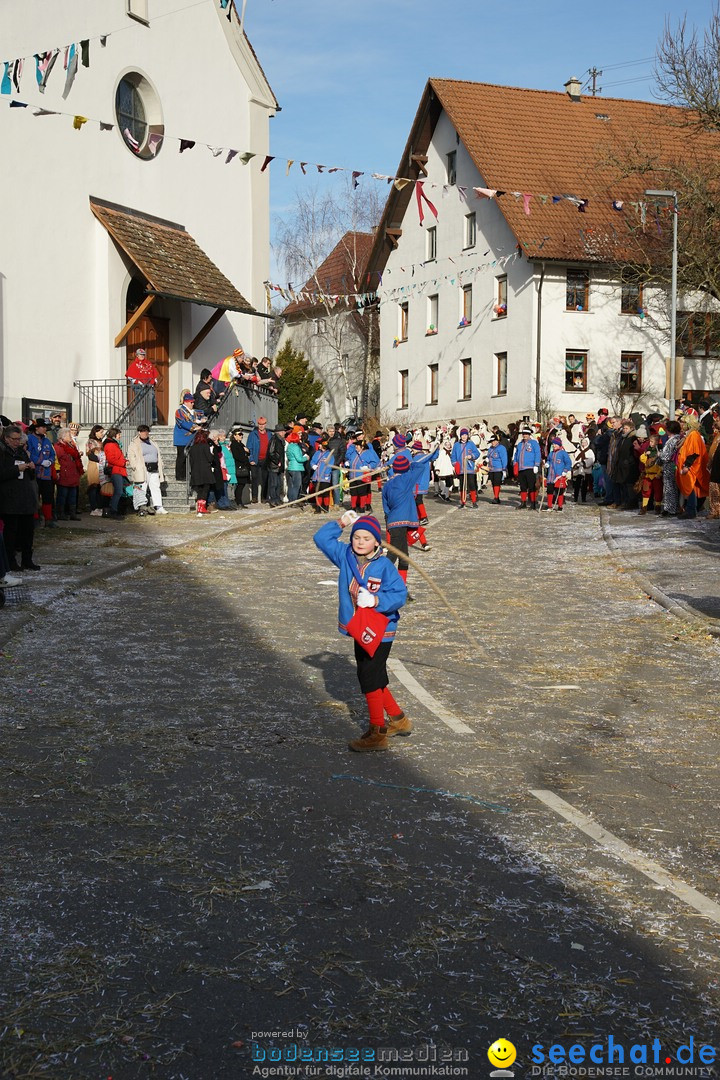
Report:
602,74,655,88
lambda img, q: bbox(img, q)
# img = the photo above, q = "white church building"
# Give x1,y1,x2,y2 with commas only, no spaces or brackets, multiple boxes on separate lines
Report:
366,78,720,427
0,0,277,425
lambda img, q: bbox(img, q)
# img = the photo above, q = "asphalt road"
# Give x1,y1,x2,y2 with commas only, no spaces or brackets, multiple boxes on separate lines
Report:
1,496,719,1079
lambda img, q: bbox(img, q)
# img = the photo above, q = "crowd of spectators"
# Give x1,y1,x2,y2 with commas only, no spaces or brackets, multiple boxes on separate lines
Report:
2,394,718,581
202,400,720,522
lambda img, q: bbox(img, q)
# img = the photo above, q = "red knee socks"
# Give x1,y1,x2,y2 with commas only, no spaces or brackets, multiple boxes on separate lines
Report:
557,493,565,508
399,568,408,584
42,504,53,522
382,686,402,718
470,491,477,504
547,494,554,508
492,486,500,499
365,689,385,728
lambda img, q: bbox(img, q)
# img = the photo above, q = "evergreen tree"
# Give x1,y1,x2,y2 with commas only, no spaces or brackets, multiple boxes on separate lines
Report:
274,341,324,426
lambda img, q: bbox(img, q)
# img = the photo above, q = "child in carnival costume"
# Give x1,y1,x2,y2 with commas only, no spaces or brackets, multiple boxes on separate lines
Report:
310,436,335,514
541,438,573,512
486,433,508,504
314,513,410,752
345,432,380,513
450,428,482,508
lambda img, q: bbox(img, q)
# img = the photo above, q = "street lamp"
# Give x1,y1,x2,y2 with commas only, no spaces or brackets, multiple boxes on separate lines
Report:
645,189,678,417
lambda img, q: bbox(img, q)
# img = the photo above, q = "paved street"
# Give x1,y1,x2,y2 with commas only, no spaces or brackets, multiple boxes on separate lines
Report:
1,496,719,1079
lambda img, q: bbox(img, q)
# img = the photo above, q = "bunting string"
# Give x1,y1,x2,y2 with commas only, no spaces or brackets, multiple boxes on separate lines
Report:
1,92,670,232
1,1,676,230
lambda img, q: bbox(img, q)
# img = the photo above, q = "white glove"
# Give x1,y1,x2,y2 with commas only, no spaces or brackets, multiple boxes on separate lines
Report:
356,587,377,608
533,466,539,474
339,510,358,528
41,459,52,467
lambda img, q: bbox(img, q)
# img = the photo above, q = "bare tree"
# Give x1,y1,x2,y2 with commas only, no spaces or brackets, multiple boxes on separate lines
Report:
596,370,662,417
273,179,383,418
655,5,720,130
274,179,383,285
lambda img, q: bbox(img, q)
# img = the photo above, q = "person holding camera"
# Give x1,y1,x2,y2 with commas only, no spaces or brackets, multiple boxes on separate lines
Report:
128,425,168,516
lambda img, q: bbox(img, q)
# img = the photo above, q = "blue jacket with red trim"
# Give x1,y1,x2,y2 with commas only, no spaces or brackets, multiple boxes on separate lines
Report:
314,521,407,641
382,469,419,528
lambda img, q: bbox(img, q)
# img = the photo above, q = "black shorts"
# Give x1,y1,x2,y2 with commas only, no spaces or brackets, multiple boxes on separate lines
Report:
518,468,537,493
354,639,392,693
488,471,503,486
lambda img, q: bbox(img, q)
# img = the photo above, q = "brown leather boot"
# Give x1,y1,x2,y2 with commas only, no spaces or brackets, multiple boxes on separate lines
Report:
387,713,413,737
349,726,389,752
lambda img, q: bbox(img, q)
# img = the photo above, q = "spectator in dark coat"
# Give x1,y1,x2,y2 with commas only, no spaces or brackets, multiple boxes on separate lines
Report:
611,419,640,509
0,424,40,571
188,430,215,516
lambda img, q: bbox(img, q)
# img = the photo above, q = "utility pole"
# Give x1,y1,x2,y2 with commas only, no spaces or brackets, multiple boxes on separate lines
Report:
588,67,602,96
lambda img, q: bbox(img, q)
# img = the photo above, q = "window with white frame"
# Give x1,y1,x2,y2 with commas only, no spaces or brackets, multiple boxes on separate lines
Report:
566,269,590,311
398,302,409,342
127,0,149,23
621,280,644,315
464,212,476,249
398,369,409,409
620,352,642,392
496,352,508,396
565,350,588,391
426,226,437,261
460,358,472,400
427,364,439,405
427,294,438,334
495,276,507,317
460,284,472,326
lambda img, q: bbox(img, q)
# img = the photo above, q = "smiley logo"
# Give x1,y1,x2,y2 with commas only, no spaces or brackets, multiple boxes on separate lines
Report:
488,1039,516,1069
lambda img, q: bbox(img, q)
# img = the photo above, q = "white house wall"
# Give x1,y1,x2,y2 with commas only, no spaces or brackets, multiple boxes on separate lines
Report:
277,315,366,424
379,105,708,426
379,110,536,427
0,0,274,418
537,266,668,415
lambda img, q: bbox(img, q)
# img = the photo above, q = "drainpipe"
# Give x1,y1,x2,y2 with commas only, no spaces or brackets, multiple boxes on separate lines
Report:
535,262,546,419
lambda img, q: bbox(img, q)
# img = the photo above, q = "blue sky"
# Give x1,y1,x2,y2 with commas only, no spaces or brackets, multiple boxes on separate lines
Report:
242,0,714,275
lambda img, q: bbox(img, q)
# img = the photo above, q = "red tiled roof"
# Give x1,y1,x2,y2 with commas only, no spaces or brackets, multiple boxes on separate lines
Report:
90,197,255,313
366,78,720,272
282,231,375,317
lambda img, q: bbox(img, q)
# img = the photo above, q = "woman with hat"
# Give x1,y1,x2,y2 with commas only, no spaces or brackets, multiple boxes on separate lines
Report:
27,418,58,527
228,426,251,508
173,391,202,481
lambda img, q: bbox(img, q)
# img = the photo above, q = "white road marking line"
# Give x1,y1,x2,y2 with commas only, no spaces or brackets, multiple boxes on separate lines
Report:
533,684,582,691
530,788,720,926
388,658,474,734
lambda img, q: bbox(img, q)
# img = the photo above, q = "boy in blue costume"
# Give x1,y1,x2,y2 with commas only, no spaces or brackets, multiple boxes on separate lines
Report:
314,513,410,752
486,432,508,504
542,438,573,512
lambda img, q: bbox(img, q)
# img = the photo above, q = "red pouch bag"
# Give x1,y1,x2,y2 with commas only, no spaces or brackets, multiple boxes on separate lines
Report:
346,606,389,657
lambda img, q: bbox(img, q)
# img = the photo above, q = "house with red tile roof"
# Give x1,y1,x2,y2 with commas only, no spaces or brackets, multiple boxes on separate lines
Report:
277,231,380,424
365,77,720,425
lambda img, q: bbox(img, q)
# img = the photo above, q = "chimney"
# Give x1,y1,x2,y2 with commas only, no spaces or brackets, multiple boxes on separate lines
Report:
564,76,582,101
